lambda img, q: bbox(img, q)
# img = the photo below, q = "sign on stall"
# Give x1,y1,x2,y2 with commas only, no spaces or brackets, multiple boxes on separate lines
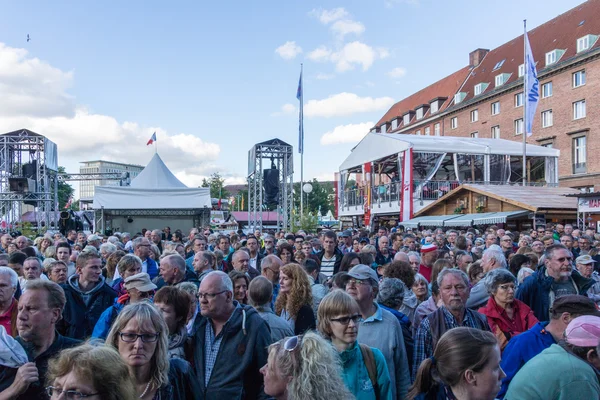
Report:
578,197,600,213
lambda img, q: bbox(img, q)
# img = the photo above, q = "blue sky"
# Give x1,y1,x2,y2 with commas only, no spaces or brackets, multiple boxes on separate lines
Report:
0,0,586,195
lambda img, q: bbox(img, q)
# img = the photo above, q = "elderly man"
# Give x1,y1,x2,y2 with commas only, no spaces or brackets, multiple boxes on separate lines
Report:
155,254,199,289
0,234,12,253
261,254,282,306
58,252,117,339
418,244,438,282
517,244,594,322
150,229,164,253
261,234,276,256
0,280,80,399
20,257,48,292
574,254,600,306
344,264,410,399
192,250,216,282
248,276,294,342
406,251,420,273
0,267,18,336
467,248,507,309
413,268,490,380
454,250,473,273
86,234,102,250
114,237,158,280
403,233,417,251
231,250,260,280
375,236,393,266
14,236,28,251
191,271,271,399
484,233,497,249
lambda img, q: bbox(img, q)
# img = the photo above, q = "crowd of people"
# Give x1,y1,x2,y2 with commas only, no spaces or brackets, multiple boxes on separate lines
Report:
1,222,600,399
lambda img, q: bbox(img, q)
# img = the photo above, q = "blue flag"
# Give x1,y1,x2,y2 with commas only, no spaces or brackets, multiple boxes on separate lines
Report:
297,69,304,154
524,31,539,137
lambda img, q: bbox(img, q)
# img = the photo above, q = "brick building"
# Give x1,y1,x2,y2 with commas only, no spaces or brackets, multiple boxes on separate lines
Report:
373,0,600,191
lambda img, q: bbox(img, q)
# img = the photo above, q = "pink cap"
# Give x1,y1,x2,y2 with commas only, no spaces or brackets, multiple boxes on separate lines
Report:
421,244,438,254
565,315,600,347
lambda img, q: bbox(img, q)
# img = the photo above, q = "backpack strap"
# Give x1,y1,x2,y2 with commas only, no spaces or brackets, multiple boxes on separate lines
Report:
359,344,380,400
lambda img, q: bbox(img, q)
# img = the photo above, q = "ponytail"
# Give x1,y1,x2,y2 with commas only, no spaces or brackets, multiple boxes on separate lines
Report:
407,357,437,399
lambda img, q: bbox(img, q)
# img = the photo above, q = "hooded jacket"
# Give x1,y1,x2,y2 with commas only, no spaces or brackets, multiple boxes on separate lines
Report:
478,296,538,350
190,302,272,400
58,275,117,339
516,266,594,321
316,247,344,275
91,293,129,339
158,358,203,400
339,341,393,400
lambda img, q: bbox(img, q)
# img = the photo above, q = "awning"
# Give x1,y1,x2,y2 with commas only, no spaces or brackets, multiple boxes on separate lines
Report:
443,212,499,227
400,215,461,228
472,211,529,225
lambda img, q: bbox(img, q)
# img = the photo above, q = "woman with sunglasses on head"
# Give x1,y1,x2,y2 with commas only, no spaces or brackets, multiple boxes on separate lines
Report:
276,263,316,335
260,331,354,400
318,290,392,400
105,302,201,400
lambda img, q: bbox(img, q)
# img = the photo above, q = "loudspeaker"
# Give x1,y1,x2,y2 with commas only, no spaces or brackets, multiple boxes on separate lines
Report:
22,161,37,180
9,178,35,193
263,168,279,205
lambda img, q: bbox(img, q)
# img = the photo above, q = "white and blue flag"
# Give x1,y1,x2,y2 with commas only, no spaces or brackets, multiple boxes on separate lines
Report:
524,31,539,137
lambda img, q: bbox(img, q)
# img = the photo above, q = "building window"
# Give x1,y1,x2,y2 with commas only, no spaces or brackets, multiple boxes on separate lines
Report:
474,83,483,96
493,59,505,71
451,117,458,129
573,136,587,174
430,101,439,114
573,100,586,120
577,35,597,52
573,70,586,88
491,101,500,115
416,130,421,135
403,114,410,125
541,110,553,128
495,74,510,87
434,123,440,136
391,119,398,130
545,50,564,66
514,118,524,135
518,64,525,77
471,131,479,138
454,92,466,104
425,127,431,136
416,107,424,120
542,82,553,98
491,125,500,139
470,109,479,122
380,123,387,133
515,92,524,107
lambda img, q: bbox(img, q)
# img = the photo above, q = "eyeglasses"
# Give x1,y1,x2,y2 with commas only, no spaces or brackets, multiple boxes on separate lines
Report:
330,314,363,325
346,279,369,286
283,335,302,352
118,332,159,343
197,290,227,300
498,284,516,291
46,386,100,399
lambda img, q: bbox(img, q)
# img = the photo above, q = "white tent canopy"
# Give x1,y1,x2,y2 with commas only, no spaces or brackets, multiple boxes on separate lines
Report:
130,153,187,189
339,133,560,171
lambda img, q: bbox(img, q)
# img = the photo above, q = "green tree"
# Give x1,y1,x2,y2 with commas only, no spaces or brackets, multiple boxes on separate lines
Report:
57,166,75,210
294,179,335,215
201,172,230,199
291,211,318,233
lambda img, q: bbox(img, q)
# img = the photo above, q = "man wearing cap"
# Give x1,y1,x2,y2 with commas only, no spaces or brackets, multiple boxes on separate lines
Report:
498,294,600,398
339,230,353,254
516,244,594,322
505,315,600,399
575,254,600,305
91,272,157,340
86,234,102,250
418,244,438,282
344,264,410,400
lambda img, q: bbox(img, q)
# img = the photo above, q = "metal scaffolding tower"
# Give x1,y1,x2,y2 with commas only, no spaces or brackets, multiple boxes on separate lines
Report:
247,139,293,231
0,129,59,231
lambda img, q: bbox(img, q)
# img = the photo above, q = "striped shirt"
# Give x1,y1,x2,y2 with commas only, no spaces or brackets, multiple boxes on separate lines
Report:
320,254,336,277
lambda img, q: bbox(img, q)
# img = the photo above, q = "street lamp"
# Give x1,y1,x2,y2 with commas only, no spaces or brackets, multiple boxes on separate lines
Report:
302,183,313,216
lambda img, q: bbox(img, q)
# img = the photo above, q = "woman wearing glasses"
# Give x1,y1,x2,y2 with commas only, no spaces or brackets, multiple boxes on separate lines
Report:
275,263,316,335
318,290,392,400
106,302,201,399
46,343,136,400
478,269,538,351
260,331,353,400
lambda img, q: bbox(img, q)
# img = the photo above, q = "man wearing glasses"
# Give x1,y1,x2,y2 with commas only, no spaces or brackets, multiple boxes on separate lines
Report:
190,271,270,399
517,244,595,322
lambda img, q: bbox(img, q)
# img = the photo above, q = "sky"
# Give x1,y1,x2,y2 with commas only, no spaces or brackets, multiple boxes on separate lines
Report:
0,0,587,198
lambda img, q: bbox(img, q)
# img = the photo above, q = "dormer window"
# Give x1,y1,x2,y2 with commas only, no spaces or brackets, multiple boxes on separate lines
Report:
474,83,489,96
577,34,598,52
403,113,411,125
545,49,565,66
492,59,505,71
416,107,424,120
495,73,511,87
430,101,439,114
518,64,525,77
391,119,398,130
454,92,466,105
380,123,387,133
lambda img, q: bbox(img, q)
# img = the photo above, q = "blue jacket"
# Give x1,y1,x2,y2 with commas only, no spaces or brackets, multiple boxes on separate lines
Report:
379,304,414,372
146,257,159,280
339,342,393,400
498,321,555,398
91,299,125,340
515,266,594,322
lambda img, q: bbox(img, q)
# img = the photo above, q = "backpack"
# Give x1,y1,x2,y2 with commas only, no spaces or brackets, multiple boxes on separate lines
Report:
359,344,380,400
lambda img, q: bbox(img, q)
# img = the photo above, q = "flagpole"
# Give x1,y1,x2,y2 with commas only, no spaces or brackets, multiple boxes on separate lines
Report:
155,132,158,154
299,63,304,218
522,20,527,187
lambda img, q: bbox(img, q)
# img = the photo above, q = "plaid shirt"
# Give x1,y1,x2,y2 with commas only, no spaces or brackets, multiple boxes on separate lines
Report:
412,306,490,379
204,303,240,387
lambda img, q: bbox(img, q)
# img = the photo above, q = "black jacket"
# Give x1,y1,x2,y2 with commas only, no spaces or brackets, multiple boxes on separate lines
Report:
158,358,202,400
58,276,117,340
316,248,344,275
153,269,200,290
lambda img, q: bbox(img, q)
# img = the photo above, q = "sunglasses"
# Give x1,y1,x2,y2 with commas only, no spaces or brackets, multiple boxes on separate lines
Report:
283,335,302,352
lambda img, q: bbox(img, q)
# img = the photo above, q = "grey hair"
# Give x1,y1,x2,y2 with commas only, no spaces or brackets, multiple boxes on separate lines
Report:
482,268,516,295
407,251,421,263
0,266,18,288
107,236,120,245
177,282,199,298
122,232,131,239
376,278,406,309
483,249,507,269
486,244,503,252
414,273,428,285
517,267,535,284
100,243,117,254
361,244,377,255
205,270,233,293
132,237,147,250
161,254,186,273
437,268,470,288
261,254,283,271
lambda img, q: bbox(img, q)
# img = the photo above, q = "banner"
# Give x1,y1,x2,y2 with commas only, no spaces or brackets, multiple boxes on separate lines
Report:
401,148,413,221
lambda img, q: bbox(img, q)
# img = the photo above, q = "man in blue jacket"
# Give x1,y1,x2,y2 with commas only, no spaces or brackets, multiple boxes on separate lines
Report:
498,294,600,398
191,271,271,399
516,244,594,322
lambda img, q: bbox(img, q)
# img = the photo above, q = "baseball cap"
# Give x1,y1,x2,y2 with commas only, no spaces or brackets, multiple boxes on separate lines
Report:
359,237,370,244
342,230,352,238
87,234,101,241
124,273,157,292
346,264,379,287
551,295,600,317
565,316,600,347
576,255,597,265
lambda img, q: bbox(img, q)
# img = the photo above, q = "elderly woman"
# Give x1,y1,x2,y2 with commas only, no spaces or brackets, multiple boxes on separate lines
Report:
153,286,191,359
414,280,441,331
478,269,538,351
412,273,429,304
36,236,52,258
317,290,392,399
228,270,249,304
106,302,201,399
99,242,117,261
517,267,534,285
260,331,354,400
467,260,485,286
407,251,421,274
46,343,136,400
111,254,143,296
44,246,56,260
44,259,68,284
276,263,315,335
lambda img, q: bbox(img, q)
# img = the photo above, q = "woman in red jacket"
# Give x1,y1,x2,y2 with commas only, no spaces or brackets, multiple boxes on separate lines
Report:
478,268,538,351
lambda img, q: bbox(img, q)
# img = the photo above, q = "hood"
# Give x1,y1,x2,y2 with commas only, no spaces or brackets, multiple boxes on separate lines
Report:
536,266,595,291
403,289,419,309
67,274,105,296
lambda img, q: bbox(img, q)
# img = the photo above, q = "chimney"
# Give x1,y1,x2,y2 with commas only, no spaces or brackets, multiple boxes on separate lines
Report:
469,48,489,67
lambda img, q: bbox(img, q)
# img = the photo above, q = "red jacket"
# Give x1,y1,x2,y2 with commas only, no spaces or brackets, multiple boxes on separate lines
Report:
479,297,538,348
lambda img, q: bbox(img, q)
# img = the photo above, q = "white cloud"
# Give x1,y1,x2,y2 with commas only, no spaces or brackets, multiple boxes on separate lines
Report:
312,172,335,181
271,103,296,116
384,0,421,7
307,46,332,62
309,7,349,24
388,67,407,78
305,93,394,118
331,20,365,38
275,41,303,60
308,42,388,72
320,122,374,145
315,73,335,80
